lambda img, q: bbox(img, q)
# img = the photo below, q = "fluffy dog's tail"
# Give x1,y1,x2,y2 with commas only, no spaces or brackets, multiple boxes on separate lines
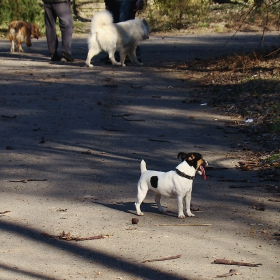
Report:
90,10,113,33
140,160,147,174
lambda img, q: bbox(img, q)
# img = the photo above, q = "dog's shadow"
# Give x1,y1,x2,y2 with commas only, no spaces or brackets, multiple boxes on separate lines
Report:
93,200,178,218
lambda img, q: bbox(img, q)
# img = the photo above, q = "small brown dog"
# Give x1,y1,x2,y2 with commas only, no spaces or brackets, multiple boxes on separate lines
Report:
8,21,40,52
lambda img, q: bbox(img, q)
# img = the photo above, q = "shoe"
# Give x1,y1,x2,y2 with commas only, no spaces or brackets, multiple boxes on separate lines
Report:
50,52,61,61
61,51,74,62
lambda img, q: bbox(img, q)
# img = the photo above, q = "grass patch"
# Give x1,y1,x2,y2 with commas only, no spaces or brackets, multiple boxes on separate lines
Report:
268,153,280,163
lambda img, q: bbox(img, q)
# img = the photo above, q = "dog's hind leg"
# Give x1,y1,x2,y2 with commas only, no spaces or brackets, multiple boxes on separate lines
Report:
10,40,15,53
135,182,148,216
185,191,195,217
16,39,24,52
155,193,164,213
85,47,100,67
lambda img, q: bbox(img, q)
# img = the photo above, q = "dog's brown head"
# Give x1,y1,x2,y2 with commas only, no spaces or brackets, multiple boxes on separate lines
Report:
177,152,208,179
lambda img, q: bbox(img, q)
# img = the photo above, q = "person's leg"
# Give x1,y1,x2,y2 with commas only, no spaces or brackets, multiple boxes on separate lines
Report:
44,3,59,56
111,1,120,23
118,1,136,22
53,1,74,59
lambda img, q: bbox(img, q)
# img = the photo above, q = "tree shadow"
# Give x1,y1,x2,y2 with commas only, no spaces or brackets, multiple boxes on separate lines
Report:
0,219,193,280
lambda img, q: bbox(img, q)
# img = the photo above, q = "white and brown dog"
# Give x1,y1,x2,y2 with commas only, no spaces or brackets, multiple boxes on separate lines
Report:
8,21,40,53
135,152,208,219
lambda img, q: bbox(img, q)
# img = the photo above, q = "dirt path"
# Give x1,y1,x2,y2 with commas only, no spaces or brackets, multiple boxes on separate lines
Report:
0,33,279,280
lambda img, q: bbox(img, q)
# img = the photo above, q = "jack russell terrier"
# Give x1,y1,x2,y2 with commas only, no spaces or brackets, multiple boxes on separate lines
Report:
135,152,208,219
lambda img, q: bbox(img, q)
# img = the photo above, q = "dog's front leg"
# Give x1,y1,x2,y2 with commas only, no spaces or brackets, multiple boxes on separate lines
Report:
185,191,195,217
118,52,126,67
177,196,186,219
128,49,143,66
108,51,121,66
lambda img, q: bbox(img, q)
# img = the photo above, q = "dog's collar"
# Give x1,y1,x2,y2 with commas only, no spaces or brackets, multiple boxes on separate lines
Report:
176,169,195,180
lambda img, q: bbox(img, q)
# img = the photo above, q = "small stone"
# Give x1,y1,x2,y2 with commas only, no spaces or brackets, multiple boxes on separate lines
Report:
132,218,139,224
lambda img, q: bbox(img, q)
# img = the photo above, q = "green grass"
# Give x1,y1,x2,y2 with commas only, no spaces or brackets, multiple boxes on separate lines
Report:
268,153,280,163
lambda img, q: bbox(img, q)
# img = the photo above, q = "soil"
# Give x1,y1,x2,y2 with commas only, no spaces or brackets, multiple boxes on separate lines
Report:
0,31,279,280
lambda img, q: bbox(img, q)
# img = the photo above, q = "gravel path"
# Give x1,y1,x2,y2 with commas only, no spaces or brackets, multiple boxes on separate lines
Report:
0,32,279,280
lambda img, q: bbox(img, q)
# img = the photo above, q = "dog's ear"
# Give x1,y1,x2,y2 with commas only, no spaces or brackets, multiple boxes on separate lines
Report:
142,19,150,31
178,152,189,161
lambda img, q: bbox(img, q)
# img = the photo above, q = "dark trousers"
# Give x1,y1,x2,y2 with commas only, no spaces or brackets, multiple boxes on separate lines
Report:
112,1,137,23
111,1,141,57
44,1,74,55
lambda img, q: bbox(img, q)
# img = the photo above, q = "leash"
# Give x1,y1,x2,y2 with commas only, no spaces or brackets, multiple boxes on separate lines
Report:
175,169,195,180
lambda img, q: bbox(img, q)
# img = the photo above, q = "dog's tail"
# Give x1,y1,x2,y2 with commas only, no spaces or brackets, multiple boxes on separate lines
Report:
90,10,113,33
140,160,147,174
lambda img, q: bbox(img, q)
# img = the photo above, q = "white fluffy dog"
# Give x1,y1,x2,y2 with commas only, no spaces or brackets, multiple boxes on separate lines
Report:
135,152,208,219
85,11,150,67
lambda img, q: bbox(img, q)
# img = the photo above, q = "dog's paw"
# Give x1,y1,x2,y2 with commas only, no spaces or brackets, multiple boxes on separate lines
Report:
137,212,144,216
186,212,195,217
85,62,93,67
178,214,186,219
112,61,122,66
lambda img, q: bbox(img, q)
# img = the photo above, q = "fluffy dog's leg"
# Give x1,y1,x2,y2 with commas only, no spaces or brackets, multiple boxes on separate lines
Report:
17,39,24,52
128,49,143,66
177,196,186,219
155,193,164,213
85,47,99,67
135,182,148,216
185,191,195,217
108,50,121,66
119,52,126,67
86,34,101,67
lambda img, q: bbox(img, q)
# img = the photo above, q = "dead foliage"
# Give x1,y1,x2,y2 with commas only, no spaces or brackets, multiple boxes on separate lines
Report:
175,49,280,177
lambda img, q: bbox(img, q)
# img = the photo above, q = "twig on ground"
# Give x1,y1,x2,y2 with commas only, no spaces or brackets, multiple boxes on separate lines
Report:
42,231,111,241
155,223,212,226
1,115,17,119
112,113,133,117
149,138,171,143
142,254,181,263
268,198,280,202
9,179,48,183
128,83,147,89
0,211,11,215
101,125,124,132
213,259,262,267
122,116,145,121
216,269,240,278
